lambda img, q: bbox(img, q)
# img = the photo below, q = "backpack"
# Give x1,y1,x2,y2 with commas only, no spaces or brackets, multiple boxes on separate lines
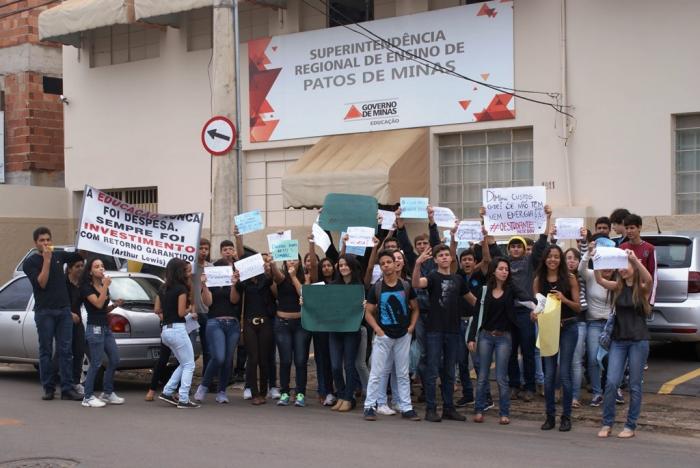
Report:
373,278,413,311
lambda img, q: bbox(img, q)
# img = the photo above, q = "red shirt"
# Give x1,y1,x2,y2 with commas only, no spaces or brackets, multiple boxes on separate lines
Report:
619,240,657,304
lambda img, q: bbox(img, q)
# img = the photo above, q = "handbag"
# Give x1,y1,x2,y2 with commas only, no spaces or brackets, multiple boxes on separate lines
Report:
598,308,616,351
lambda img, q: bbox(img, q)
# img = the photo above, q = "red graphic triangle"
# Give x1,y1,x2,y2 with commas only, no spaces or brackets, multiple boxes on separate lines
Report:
271,46,278,52
459,100,471,110
344,105,362,120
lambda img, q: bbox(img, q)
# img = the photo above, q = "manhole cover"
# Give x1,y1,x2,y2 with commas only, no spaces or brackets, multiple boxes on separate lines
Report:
0,458,80,468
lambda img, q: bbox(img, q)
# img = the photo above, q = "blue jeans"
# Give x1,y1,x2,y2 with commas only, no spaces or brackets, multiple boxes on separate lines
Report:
34,307,74,393
413,313,428,383
275,318,311,395
508,310,536,392
572,321,587,400
161,323,196,403
543,321,578,417
201,318,240,392
424,331,460,411
329,331,360,402
364,333,413,412
603,340,649,430
475,330,511,416
586,320,605,396
313,332,333,397
84,324,120,398
458,319,474,399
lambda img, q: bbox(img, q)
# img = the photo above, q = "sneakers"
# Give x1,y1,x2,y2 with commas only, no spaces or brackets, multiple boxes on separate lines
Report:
158,393,178,406
216,392,229,404
294,393,306,407
323,394,337,406
376,404,397,416
177,400,201,409
73,384,85,395
268,387,281,399
98,392,125,405
455,396,475,407
401,409,421,421
243,388,253,400
61,389,83,401
363,407,377,421
590,395,604,407
616,389,625,405
277,393,290,406
42,391,55,401
483,400,495,412
425,409,442,422
194,385,208,403
82,395,106,408
442,407,466,421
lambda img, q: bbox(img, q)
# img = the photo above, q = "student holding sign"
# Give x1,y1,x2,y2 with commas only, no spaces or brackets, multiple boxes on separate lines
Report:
533,245,581,432
270,235,317,408
593,249,652,439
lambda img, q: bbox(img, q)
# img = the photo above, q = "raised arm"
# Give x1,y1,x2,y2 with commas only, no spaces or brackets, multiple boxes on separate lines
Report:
307,234,318,284
230,271,241,304
427,206,441,247
233,224,244,261
269,259,286,284
363,237,380,288
395,207,418,269
86,276,112,309
411,249,431,289
629,250,653,293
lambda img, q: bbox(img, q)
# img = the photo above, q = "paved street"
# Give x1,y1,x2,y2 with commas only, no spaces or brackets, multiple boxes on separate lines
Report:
1,362,699,468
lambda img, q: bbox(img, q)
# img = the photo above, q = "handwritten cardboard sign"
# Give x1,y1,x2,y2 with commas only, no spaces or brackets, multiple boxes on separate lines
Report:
400,197,429,219
593,247,629,270
346,226,375,248
432,207,457,228
234,210,264,235
455,220,483,242
203,265,233,288
312,223,332,253
267,230,291,252
340,231,366,256
378,209,396,230
234,253,265,281
555,218,584,240
271,239,299,262
483,186,546,236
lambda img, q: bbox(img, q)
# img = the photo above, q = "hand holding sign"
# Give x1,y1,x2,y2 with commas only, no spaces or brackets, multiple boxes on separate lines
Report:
593,247,629,270
455,220,483,242
432,207,457,228
272,239,299,262
267,230,291,252
378,210,396,230
400,197,429,219
482,186,547,236
234,210,264,235
204,266,234,287
555,218,584,240
346,226,375,247
234,253,266,281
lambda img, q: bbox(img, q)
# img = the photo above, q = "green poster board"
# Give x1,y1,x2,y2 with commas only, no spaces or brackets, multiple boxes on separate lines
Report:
301,284,365,332
318,193,378,232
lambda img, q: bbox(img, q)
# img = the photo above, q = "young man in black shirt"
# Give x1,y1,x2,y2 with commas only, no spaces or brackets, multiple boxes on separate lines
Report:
413,244,469,422
22,227,84,401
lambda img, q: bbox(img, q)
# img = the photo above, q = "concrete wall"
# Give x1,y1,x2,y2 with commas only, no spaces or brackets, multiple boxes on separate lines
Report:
0,185,72,284
61,0,700,257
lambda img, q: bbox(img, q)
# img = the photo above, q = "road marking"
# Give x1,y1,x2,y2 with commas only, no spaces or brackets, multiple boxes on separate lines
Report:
0,418,22,426
658,368,700,395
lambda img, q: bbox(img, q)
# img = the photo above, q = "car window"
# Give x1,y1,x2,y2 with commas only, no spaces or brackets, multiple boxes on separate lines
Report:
643,237,692,268
0,277,33,310
108,277,161,303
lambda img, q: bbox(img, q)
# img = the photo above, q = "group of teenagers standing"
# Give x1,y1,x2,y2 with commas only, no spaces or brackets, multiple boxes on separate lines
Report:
24,203,654,438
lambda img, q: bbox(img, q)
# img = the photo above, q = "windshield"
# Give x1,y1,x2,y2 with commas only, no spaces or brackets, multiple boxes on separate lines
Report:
108,277,161,303
642,236,692,268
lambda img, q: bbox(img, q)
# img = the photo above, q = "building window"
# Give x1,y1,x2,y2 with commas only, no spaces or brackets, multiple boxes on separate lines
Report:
90,25,160,68
328,0,373,27
187,7,212,52
676,114,700,214
42,76,63,95
104,187,158,213
438,128,533,219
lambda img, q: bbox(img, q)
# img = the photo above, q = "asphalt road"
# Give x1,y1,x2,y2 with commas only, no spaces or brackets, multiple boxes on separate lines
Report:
1,366,699,468
643,343,700,396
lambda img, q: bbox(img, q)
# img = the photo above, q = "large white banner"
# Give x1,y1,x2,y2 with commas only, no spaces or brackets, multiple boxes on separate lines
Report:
248,2,514,142
76,186,203,267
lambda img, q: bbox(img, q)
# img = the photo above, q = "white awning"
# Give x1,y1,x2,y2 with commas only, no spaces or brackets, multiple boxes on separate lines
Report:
282,128,429,209
134,0,212,26
39,0,135,47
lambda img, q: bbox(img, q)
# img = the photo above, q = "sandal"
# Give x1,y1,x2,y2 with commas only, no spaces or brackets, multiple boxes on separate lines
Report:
499,416,510,425
473,413,484,423
572,400,581,409
617,428,635,439
145,390,156,402
597,426,612,438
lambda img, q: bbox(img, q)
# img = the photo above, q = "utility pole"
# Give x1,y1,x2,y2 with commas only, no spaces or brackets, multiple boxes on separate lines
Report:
210,0,239,250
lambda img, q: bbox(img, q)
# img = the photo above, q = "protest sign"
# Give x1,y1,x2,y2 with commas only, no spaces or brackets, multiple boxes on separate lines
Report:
340,231,366,256
346,226,375,247
234,210,264,235
318,193,378,231
400,197,429,219
234,253,266,281
76,185,202,268
204,265,233,288
593,247,629,270
536,294,562,357
443,230,451,244
301,284,365,332
455,220,483,242
482,186,546,236
555,218,584,240
432,207,457,228
272,239,299,261
312,223,332,252
267,230,291,252
185,313,200,334
378,209,396,230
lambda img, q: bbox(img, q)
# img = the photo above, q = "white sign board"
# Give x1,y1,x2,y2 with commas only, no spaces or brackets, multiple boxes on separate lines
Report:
312,223,332,253
76,185,202,267
248,3,514,142
346,226,375,247
483,186,547,236
555,218,584,240
432,207,457,228
455,220,484,242
234,253,266,281
267,230,292,252
378,209,396,230
204,265,233,287
593,247,629,270
201,116,236,155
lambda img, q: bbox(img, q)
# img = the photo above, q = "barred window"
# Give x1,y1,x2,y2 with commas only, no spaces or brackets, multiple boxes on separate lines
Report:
91,25,160,68
103,187,158,213
676,114,700,214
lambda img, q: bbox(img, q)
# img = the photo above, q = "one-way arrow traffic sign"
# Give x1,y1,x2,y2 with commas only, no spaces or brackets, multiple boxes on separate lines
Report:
201,116,236,155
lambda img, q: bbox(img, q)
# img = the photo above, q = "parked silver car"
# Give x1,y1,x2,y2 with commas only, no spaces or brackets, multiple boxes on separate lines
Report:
642,233,700,360
12,246,126,278
0,271,195,371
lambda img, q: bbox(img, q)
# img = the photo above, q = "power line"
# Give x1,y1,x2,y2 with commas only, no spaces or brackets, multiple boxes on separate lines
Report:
300,0,573,118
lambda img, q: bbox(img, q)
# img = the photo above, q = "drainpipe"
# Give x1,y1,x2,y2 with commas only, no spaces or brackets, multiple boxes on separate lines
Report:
561,0,573,207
